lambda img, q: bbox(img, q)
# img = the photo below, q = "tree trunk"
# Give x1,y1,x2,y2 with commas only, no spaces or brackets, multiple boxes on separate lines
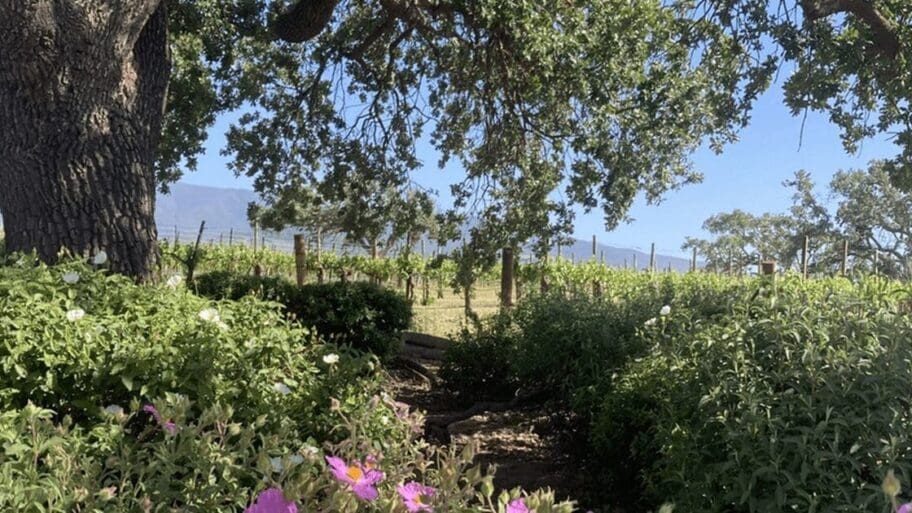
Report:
0,1,169,279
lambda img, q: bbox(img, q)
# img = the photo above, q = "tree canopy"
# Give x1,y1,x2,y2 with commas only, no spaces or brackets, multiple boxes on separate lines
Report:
685,162,912,278
161,0,911,251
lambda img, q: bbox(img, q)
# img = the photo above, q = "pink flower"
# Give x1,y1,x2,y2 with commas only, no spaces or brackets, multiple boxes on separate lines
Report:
393,401,410,419
245,488,298,513
900,504,912,513
143,404,178,435
398,482,436,512
507,498,530,513
326,455,385,500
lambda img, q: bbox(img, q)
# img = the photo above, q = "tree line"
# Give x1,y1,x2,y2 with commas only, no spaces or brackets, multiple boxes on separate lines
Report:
684,161,912,279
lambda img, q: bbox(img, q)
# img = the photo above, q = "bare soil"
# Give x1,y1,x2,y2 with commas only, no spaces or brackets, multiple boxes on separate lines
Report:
386,358,589,507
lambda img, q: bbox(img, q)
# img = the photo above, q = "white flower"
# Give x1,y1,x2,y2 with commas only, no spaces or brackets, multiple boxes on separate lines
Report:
63,272,80,284
659,305,671,316
198,308,220,323
66,309,86,322
103,405,124,417
273,382,292,395
289,454,305,466
166,274,183,288
92,251,108,265
216,321,229,331
322,353,340,365
269,457,284,473
302,445,320,456
644,317,657,327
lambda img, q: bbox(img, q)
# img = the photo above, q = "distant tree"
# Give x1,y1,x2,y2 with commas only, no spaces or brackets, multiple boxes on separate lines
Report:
683,210,794,273
831,162,912,278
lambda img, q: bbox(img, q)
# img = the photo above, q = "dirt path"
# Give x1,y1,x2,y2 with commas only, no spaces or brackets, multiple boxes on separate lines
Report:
387,357,588,505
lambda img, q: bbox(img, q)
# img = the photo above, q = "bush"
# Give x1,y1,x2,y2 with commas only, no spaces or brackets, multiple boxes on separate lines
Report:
0,258,578,512
439,313,518,404
289,281,412,360
194,272,412,359
0,259,385,441
592,276,912,512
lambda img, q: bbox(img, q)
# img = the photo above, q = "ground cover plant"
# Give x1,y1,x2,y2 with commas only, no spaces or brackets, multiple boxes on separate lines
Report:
0,256,575,512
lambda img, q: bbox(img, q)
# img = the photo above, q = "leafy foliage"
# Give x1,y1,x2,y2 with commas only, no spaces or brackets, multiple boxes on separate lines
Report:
0,258,577,512
194,271,413,359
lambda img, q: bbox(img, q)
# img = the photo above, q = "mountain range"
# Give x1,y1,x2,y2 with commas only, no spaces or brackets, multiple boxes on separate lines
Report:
1,182,692,271
156,183,693,271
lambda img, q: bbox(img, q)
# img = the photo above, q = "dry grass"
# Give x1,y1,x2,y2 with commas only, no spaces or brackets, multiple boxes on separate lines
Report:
411,283,502,338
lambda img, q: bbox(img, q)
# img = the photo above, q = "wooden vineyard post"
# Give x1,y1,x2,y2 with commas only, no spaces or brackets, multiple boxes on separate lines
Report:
294,234,307,286
421,240,430,305
252,221,262,277
514,254,523,301
691,247,697,272
592,235,602,298
760,260,776,277
728,249,734,277
540,251,549,294
316,228,324,284
841,239,848,277
633,254,638,272
501,247,514,308
874,249,879,276
228,228,233,246
649,243,656,273
802,236,809,279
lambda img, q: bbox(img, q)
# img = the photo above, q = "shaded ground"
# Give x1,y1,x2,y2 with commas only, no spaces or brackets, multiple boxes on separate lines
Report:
387,358,588,506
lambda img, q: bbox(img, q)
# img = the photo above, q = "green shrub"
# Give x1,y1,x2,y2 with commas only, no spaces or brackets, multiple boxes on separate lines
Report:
592,277,912,512
194,272,412,359
289,281,411,359
0,258,384,442
0,258,578,512
439,313,518,404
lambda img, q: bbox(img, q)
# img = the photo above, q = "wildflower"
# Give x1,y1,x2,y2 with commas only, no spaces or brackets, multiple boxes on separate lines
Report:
398,482,436,512
393,401,410,419
199,308,221,323
330,397,341,411
142,404,178,435
326,455,385,500
644,317,657,327
103,404,124,417
245,488,298,513
67,309,86,322
659,305,671,316
658,505,675,513
273,382,292,395
63,271,80,284
166,274,183,288
323,353,340,365
93,251,108,265
289,454,305,466
506,498,530,513
98,486,117,501
884,469,902,498
900,504,912,513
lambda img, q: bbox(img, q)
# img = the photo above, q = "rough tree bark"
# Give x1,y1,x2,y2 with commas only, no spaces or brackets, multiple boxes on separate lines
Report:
0,1,170,279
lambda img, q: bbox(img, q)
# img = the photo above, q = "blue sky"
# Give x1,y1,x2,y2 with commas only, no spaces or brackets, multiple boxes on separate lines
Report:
183,83,898,259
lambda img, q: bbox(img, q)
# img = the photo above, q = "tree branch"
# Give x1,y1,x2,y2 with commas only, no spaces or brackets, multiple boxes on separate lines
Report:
801,0,900,58
273,0,340,43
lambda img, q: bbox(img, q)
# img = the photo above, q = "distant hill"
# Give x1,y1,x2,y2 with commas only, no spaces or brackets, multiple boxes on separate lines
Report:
4,182,693,270
156,182,258,235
